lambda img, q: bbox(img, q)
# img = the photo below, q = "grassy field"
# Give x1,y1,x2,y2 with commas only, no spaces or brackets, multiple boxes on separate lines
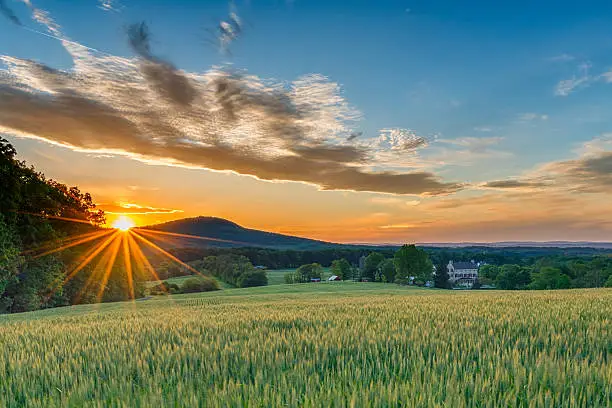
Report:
266,267,332,285
146,275,234,289
0,284,610,407
149,267,332,287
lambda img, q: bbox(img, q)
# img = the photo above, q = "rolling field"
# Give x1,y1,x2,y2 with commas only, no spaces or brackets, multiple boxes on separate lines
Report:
266,267,331,285
0,284,610,407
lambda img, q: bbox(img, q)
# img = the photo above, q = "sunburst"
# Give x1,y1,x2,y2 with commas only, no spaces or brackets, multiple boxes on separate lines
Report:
21,214,247,303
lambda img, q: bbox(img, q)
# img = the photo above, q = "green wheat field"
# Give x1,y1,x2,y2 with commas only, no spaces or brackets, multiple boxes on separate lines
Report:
1,284,610,407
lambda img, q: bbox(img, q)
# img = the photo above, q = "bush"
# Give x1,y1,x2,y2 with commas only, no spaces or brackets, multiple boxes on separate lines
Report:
149,281,180,295
180,277,220,294
238,270,268,288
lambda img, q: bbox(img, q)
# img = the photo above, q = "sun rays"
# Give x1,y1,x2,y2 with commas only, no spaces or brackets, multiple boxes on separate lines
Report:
19,214,240,303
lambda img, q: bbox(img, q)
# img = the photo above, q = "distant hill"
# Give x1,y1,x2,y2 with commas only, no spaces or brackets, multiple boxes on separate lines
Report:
136,217,338,250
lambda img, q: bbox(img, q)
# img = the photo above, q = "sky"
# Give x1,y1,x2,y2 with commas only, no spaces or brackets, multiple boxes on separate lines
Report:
1,0,611,243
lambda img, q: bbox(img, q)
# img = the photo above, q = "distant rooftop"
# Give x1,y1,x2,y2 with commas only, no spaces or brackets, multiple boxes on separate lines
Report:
452,261,478,270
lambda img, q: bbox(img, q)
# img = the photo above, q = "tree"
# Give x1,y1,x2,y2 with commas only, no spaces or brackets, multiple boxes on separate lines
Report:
495,265,532,290
331,258,352,280
0,215,21,297
479,265,500,281
529,267,571,290
180,277,220,293
237,270,268,288
295,263,323,283
394,245,433,284
363,252,385,281
200,255,257,287
0,137,115,313
378,259,396,283
433,263,450,289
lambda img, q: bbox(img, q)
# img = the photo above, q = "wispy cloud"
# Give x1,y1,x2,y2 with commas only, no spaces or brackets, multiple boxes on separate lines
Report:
552,61,612,96
103,203,184,215
369,196,420,207
0,8,461,196
549,54,575,62
519,113,548,121
420,136,512,167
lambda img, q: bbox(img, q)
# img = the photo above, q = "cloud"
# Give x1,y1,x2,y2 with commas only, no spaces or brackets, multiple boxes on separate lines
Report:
519,113,548,121
375,128,428,151
480,179,547,190
205,2,243,55
424,136,512,167
0,0,21,25
482,136,612,194
102,203,183,215
552,62,612,96
369,196,420,207
99,0,118,12
0,20,461,196
540,152,612,193
549,54,575,62
555,76,591,96
474,126,492,132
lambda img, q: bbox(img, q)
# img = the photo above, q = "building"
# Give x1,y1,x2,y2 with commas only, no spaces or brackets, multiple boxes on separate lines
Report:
447,260,479,287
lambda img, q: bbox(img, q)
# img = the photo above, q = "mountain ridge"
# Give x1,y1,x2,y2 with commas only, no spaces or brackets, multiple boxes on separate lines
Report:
137,216,338,250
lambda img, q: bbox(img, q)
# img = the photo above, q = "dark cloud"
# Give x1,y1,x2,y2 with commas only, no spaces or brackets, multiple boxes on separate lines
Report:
481,148,612,193
0,0,21,25
347,132,362,142
482,180,547,189
0,25,461,196
544,152,612,192
127,22,196,106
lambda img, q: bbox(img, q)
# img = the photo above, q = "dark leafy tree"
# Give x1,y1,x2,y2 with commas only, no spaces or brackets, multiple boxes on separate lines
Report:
378,259,396,283
433,263,450,289
362,252,385,281
294,263,323,283
394,244,433,284
331,258,352,280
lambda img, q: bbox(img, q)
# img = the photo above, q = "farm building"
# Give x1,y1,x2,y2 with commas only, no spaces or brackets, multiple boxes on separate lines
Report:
447,261,479,287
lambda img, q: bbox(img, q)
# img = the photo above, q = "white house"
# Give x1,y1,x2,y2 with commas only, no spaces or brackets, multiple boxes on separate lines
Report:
447,260,479,287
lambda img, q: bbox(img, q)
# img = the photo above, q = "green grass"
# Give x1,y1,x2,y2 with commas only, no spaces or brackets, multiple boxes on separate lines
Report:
266,267,331,285
1,285,610,407
146,267,330,288
146,275,234,289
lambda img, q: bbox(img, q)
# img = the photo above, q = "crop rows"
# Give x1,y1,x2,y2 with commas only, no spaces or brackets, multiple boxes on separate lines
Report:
0,286,610,407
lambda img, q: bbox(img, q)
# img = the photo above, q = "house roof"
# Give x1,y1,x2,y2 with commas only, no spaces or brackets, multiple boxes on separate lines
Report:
452,262,478,270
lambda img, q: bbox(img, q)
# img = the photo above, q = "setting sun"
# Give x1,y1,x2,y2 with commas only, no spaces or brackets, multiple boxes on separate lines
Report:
112,216,135,232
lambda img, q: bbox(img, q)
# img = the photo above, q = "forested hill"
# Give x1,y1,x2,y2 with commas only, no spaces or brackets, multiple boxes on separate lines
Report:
139,217,339,250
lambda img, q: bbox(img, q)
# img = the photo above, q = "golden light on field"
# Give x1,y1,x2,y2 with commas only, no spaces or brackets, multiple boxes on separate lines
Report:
112,216,135,231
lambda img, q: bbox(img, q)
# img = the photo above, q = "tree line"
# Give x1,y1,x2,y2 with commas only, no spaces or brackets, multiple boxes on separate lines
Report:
0,138,145,313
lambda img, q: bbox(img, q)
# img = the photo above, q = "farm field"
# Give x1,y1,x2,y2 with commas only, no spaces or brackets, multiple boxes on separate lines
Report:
149,267,332,287
0,284,610,407
266,267,332,285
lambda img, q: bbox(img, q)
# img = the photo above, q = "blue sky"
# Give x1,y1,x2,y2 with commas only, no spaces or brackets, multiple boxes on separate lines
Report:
1,0,612,242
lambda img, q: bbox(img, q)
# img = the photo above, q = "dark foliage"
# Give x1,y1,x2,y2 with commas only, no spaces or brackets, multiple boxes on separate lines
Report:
180,277,220,293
